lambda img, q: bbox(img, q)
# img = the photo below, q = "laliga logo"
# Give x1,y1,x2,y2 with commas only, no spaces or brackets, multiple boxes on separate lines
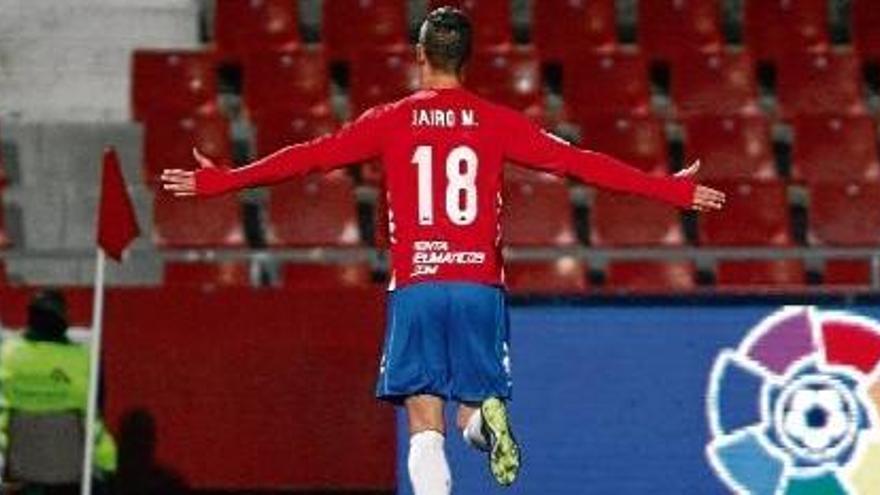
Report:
706,307,880,494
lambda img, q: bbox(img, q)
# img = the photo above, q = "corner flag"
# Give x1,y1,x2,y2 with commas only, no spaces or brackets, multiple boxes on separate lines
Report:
83,147,139,495
96,147,139,261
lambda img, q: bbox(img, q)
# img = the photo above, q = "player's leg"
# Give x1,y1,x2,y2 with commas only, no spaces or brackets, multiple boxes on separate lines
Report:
373,284,453,495
405,394,451,495
448,283,520,486
456,403,489,451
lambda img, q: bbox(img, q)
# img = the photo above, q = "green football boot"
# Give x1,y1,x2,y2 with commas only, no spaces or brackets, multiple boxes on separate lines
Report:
480,397,521,486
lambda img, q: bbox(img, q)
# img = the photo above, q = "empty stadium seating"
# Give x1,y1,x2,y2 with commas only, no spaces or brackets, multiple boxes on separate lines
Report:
699,181,791,246
590,191,684,246
281,262,373,289
532,0,615,61
142,114,232,182
638,0,723,61
132,49,218,121
349,46,419,116
153,195,246,248
670,50,759,116
322,0,407,61
605,261,697,291
824,259,874,286
579,114,668,175
716,260,807,288
242,47,331,119
853,0,880,61
791,114,880,183
213,0,300,60
745,0,829,62
776,51,865,117
163,261,252,287
0,261,6,286
504,258,588,294
467,46,542,116
502,175,576,246
809,182,880,246
252,113,338,157
682,114,776,181
564,48,651,118
428,0,511,47
266,171,361,246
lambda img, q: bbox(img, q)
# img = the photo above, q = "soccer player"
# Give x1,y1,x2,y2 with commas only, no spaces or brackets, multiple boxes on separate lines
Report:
161,7,725,495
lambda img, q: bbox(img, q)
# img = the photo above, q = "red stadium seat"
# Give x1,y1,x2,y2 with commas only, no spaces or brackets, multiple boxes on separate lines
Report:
638,0,723,60
670,50,760,117
824,259,874,286
809,182,880,246
605,261,697,291
505,258,589,295
267,171,361,246
0,261,6,287
699,181,791,246
131,50,218,121
350,46,419,116
580,114,668,175
565,48,651,118
213,0,300,60
142,115,232,183
281,263,373,289
428,0,511,47
253,114,338,157
745,0,829,62
467,46,542,116
242,47,331,120
502,175,576,246
853,0,880,61
322,0,407,61
716,260,807,288
791,115,880,183
682,114,776,181
776,51,865,117
533,0,616,61
590,191,684,246
163,262,252,288
0,191,10,248
153,195,246,248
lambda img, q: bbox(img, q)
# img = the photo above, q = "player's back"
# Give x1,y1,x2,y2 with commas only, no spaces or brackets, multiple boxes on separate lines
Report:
377,87,516,289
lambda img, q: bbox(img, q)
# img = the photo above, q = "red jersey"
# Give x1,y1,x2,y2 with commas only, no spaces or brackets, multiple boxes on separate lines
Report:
194,88,694,289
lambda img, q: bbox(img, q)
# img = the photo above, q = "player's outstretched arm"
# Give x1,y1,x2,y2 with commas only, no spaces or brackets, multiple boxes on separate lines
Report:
503,114,725,211
160,105,393,198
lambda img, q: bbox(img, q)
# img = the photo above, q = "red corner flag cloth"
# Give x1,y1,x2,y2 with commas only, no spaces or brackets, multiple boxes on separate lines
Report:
97,147,140,261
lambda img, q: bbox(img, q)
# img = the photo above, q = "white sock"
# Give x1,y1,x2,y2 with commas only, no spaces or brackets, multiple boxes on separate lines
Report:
462,409,490,452
408,430,451,495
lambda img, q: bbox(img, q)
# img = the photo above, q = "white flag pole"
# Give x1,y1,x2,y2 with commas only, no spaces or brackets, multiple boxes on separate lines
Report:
81,248,107,495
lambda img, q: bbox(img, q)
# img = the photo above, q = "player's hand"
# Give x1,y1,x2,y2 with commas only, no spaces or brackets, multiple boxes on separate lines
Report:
674,160,726,212
160,148,216,197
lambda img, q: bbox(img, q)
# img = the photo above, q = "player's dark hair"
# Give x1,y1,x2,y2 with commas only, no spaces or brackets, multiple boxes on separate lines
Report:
419,7,473,75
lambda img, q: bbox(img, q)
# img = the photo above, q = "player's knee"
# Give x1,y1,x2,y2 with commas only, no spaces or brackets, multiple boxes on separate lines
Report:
456,406,476,431
406,395,445,434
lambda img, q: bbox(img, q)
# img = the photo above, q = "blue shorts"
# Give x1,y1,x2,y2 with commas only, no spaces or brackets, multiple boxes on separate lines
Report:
376,282,512,404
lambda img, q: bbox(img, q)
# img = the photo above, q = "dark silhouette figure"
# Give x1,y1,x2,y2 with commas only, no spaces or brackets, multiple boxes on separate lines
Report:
112,410,186,495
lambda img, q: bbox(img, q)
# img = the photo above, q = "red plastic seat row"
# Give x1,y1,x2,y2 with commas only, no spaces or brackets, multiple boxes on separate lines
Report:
132,50,218,121
699,180,791,246
242,47,331,120
323,0,408,62
533,0,616,61
142,114,232,183
790,114,880,183
853,0,880,61
682,114,775,181
163,261,374,289
671,50,759,117
809,182,880,246
467,46,543,117
776,51,865,117
745,0,829,62
638,0,723,60
214,0,301,61
564,48,651,118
